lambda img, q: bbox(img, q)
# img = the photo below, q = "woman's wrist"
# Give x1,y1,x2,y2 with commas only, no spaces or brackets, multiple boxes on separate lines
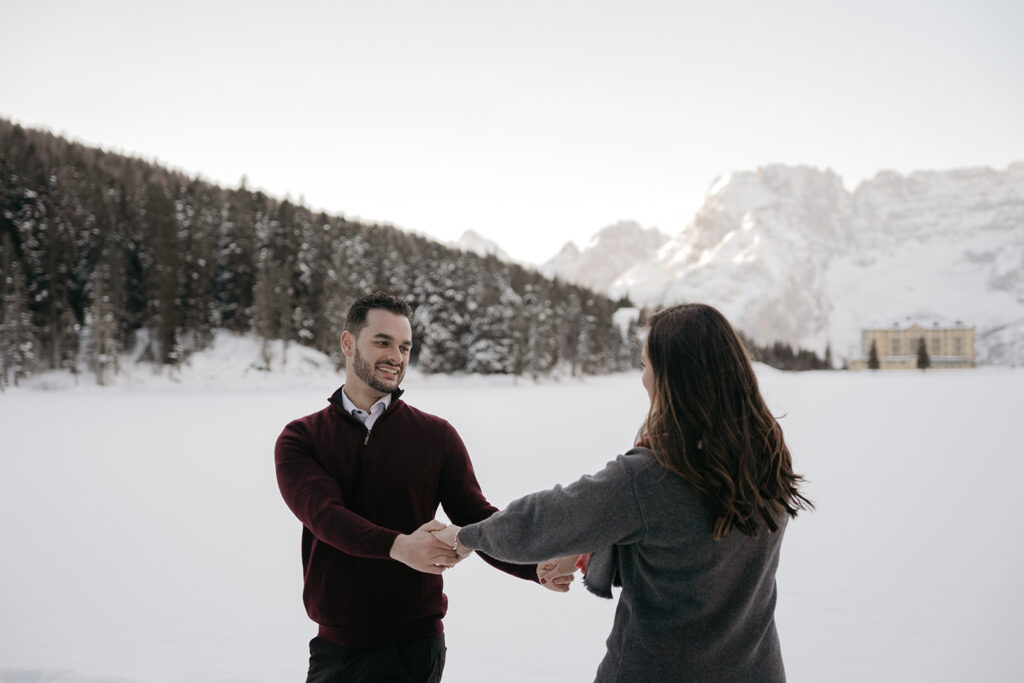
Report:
453,528,473,557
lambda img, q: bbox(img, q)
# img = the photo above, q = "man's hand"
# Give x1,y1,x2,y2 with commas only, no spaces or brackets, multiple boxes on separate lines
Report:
431,525,472,559
537,555,581,593
389,520,461,574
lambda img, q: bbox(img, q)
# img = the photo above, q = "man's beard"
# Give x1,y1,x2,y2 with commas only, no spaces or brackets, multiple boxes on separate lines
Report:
353,347,403,394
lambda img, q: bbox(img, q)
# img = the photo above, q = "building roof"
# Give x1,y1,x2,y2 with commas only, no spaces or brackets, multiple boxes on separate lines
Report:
862,315,973,332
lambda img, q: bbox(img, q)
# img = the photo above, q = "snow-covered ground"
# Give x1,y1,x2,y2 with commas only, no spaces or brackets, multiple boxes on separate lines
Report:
2,354,1022,682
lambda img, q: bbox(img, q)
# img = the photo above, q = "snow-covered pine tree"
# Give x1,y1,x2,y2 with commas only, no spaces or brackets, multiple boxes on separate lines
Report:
319,227,372,368
0,235,37,387
290,207,325,348
216,187,258,332
562,291,584,376
411,244,468,373
178,180,220,353
251,246,283,370
143,182,183,364
465,265,520,375
80,262,121,385
526,281,564,376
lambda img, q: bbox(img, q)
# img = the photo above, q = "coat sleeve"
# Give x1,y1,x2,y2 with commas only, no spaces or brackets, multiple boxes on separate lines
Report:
275,420,399,559
457,454,646,564
437,423,540,582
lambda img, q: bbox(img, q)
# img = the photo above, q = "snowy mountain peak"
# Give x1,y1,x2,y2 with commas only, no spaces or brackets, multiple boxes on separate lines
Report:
543,162,1024,365
540,220,669,293
453,230,512,261
585,220,669,251
556,241,582,258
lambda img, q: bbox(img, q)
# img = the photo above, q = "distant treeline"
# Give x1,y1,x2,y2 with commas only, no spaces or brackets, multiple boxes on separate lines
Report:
631,309,832,372
738,332,833,371
0,120,640,387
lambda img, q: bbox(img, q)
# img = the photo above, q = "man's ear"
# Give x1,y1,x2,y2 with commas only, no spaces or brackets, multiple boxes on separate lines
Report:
340,330,356,359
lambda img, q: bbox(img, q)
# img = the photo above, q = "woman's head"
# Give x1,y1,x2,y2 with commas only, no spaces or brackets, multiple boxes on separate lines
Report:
641,303,812,538
642,303,756,406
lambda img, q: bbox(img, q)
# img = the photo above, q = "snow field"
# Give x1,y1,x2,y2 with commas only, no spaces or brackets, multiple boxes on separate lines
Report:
1,367,1022,682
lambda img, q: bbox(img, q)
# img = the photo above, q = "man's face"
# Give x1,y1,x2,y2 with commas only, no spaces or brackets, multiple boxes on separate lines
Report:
342,309,413,398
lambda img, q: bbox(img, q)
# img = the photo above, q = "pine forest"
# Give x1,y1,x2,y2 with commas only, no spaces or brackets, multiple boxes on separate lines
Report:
0,120,640,387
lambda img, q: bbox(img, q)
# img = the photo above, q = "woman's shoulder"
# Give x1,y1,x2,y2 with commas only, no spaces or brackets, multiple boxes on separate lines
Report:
580,448,662,494
612,447,674,488
618,446,660,472
605,448,711,541
617,447,702,506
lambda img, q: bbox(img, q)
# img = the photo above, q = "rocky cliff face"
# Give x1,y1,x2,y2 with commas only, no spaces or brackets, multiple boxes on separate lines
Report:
540,163,1024,365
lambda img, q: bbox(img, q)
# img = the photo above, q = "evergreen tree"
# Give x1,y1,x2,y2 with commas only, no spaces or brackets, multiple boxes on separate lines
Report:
615,316,640,370
867,340,880,370
574,310,605,375
216,188,257,332
251,246,291,369
41,163,82,372
290,207,324,348
514,284,541,379
80,262,121,385
465,269,520,375
410,246,468,373
143,182,182,363
0,236,37,387
526,280,563,376
916,337,930,370
562,292,583,376
178,180,220,352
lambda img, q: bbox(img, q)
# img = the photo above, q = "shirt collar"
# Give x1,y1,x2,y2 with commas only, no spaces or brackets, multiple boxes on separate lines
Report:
340,385,392,417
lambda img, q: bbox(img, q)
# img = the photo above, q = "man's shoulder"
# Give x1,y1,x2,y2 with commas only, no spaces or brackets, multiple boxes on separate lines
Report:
392,400,455,434
281,403,336,434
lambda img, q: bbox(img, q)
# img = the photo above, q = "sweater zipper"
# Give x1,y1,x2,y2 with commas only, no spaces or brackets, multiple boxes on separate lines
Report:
363,397,398,445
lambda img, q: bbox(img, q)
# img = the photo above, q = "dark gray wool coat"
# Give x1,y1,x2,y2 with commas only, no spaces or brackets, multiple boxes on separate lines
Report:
458,447,788,683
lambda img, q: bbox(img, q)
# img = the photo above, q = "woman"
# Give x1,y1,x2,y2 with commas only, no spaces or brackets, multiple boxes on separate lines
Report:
435,303,812,682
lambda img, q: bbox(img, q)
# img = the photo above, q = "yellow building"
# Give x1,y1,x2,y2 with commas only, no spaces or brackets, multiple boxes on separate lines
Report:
849,321,975,370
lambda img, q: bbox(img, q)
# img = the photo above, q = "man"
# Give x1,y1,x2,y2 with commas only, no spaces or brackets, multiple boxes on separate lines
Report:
275,292,559,683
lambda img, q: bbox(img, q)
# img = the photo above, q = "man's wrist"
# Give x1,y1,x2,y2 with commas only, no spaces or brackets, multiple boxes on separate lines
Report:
388,532,407,560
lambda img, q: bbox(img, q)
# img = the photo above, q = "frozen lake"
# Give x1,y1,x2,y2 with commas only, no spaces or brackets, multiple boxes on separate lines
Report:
1,366,1022,682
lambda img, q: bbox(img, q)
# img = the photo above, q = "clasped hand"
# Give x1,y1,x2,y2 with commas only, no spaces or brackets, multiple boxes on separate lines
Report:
391,521,582,592
536,554,581,593
429,525,582,593
388,520,464,575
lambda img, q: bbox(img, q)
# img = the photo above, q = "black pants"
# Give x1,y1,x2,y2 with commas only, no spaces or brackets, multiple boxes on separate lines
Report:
306,634,446,683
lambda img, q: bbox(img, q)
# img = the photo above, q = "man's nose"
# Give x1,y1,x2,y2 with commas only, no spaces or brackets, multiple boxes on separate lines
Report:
385,347,403,364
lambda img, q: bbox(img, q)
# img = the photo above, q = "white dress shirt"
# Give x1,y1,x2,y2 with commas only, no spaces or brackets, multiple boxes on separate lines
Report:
339,386,392,432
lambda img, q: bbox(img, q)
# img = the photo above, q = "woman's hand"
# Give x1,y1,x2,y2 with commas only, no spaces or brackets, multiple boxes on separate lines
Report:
431,525,473,558
537,555,582,592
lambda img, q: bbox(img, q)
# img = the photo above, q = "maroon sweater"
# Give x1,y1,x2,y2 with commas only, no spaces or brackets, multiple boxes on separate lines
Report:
275,388,537,648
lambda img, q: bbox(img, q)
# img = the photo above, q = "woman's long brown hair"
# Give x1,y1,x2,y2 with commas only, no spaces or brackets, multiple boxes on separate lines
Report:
642,304,813,539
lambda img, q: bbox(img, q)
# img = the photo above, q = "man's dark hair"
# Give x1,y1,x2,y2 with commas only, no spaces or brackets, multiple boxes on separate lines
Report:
345,292,413,338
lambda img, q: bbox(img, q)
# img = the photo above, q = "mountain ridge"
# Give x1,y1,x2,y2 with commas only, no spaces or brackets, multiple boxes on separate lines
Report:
540,163,1024,365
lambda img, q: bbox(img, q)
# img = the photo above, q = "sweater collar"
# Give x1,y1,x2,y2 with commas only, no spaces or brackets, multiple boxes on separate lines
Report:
328,386,404,418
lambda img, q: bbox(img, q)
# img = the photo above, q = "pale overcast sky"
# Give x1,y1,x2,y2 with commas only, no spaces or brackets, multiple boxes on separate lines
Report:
2,0,1021,263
